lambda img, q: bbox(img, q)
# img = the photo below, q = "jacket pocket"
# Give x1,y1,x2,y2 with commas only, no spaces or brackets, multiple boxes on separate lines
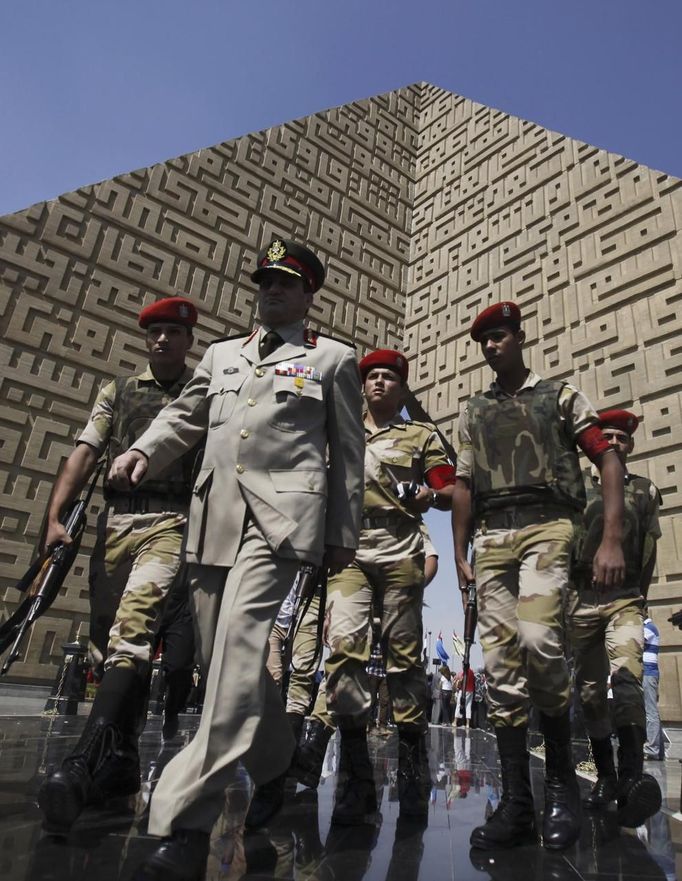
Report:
184,466,214,557
270,469,326,494
207,372,246,429
270,375,324,432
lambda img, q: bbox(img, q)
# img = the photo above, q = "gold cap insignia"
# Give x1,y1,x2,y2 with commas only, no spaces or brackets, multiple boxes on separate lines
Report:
267,240,287,262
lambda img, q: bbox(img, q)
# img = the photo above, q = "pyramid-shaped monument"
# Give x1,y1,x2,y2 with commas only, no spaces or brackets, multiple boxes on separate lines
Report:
0,83,679,721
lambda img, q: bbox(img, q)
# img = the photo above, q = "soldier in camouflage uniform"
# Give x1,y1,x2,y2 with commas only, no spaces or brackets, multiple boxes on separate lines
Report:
39,296,199,833
453,301,626,851
567,409,662,826
284,523,438,787
314,348,455,825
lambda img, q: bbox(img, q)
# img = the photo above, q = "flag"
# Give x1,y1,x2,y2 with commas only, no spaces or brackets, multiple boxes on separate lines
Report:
435,632,449,664
452,631,464,659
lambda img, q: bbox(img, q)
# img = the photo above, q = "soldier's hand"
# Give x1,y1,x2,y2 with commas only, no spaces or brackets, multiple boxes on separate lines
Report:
322,609,331,648
324,545,355,575
44,520,72,555
592,539,625,590
108,450,149,491
456,556,474,610
404,485,432,514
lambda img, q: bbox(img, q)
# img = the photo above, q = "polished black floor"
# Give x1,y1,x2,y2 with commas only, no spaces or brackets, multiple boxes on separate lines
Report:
0,715,678,880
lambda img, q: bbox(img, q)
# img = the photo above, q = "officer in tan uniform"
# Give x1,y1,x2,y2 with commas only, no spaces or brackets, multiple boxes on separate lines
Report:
567,409,662,826
110,240,365,881
309,349,455,825
453,301,626,851
39,297,199,832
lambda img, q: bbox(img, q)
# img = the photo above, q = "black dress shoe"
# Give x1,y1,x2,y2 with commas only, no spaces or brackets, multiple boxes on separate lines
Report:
132,829,210,881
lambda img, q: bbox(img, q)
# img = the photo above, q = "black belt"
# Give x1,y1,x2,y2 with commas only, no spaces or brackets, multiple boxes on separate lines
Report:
477,505,575,531
107,494,190,515
361,513,409,530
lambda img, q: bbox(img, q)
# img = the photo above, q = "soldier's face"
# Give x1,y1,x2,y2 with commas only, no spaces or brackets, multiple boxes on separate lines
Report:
145,323,192,368
257,271,312,327
364,367,403,412
601,427,633,464
480,326,524,372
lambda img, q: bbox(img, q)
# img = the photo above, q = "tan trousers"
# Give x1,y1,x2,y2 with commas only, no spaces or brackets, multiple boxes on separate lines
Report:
147,519,300,836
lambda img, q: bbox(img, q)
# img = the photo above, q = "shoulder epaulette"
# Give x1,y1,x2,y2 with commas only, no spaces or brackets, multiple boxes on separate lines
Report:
305,328,356,349
208,331,252,347
405,419,438,432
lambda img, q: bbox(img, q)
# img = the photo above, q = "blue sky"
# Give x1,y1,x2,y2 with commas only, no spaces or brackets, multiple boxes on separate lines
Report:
3,0,680,669
2,0,681,216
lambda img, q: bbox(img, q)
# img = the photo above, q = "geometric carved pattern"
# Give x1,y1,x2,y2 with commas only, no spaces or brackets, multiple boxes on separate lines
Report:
405,84,682,721
1,82,680,723
0,87,416,682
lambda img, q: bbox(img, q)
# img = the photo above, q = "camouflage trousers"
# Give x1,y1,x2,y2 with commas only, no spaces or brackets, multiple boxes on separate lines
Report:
323,545,427,729
88,508,186,677
473,518,574,727
266,593,322,717
566,584,644,737
286,593,322,716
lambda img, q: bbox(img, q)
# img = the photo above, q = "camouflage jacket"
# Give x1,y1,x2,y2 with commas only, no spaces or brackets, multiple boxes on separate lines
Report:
457,372,599,516
573,469,662,592
356,416,451,577
78,365,197,498
363,414,452,520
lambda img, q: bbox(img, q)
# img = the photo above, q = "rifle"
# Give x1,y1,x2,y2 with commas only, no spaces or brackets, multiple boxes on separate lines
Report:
280,563,328,689
0,462,103,674
457,579,478,723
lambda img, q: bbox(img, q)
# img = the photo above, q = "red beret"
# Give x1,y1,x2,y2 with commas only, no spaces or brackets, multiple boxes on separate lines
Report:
470,301,521,342
598,409,639,435
359,349,409,383
139,296,197,329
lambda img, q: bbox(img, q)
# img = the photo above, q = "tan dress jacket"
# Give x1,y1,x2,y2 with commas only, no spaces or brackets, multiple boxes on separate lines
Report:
132,321,365,567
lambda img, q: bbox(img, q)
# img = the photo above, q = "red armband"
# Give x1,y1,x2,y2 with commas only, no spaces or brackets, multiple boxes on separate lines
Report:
425,464,457,489
577,425,611,462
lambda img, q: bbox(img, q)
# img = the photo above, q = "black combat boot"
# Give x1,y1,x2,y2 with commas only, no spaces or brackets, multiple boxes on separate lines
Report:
90,669,146,802
39,666,138,832
583,736,618,809
331,726,377,826
289,718,334,789
396,726,430,819
287,711,306,748
470,726,536,849
540,711,581,850
244,712,303,829
162,668,193,741
131,828,210,881
616,724,662,827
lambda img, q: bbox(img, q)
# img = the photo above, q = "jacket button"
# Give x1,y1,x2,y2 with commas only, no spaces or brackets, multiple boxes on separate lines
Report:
255,368,265,377
236,464,244,474
248,398,257,406
240,429,249,439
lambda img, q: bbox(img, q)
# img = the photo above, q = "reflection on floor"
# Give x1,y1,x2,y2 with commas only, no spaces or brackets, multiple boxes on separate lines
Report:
0,716,679,880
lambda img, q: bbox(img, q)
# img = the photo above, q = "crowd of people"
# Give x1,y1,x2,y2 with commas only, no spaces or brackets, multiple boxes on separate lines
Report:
25,238,668,880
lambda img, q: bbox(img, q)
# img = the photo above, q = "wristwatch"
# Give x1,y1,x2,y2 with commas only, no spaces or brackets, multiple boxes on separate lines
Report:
430,490,438,509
